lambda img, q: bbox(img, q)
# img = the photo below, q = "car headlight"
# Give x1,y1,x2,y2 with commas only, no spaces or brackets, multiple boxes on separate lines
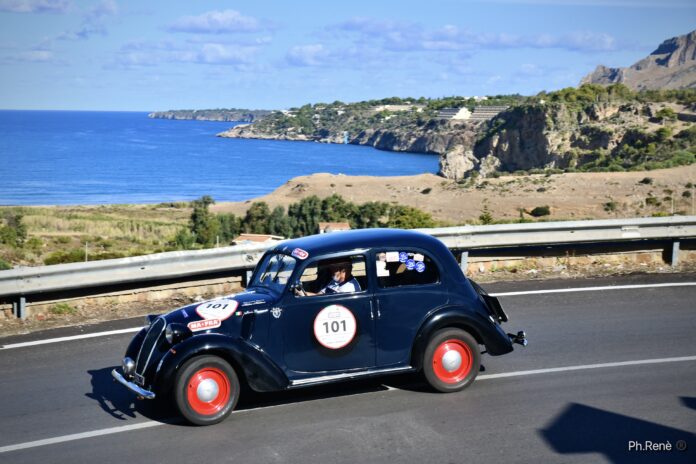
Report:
165,323,190,345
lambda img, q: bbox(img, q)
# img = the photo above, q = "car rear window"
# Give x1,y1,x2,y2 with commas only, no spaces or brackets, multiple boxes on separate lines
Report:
375,250,439,288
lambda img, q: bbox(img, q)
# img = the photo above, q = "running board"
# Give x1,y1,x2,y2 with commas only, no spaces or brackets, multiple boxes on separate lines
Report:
290,366,414,387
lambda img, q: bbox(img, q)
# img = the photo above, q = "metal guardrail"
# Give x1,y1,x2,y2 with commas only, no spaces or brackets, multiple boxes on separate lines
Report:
1,216,695,318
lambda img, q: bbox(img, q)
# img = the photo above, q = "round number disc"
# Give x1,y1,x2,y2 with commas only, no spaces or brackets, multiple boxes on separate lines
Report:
313,305,357,350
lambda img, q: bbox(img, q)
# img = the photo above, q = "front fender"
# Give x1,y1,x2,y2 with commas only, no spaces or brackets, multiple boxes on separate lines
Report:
411,306,513,369
125,327,147,360
153,333,289,394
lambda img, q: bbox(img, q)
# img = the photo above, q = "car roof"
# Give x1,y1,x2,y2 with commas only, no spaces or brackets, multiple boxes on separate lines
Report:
271,228,448,259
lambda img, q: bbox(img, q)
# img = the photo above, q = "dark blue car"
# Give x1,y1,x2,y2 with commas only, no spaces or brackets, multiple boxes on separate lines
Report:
113,228,526,425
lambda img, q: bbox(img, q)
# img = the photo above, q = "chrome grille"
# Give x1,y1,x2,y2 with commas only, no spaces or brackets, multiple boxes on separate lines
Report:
135,317,165,378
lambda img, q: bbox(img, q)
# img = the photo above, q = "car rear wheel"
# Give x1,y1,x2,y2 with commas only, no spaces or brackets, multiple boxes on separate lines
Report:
174,355,240,425
423,328,480,393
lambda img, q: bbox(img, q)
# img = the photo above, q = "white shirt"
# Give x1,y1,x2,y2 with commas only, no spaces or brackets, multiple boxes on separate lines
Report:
320,277,361,294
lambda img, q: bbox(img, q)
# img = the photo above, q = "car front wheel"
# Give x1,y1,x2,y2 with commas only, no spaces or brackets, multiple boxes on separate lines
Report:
423,328,480,393
174,355,240,425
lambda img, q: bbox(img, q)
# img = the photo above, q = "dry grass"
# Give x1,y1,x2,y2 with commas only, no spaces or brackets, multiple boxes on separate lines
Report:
1,204,191,266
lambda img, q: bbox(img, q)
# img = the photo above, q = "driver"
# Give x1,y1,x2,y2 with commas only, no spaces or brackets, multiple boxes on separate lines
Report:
297,261,361,296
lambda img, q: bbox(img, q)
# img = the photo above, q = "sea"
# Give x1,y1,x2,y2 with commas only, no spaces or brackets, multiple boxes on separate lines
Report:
0,110,438,206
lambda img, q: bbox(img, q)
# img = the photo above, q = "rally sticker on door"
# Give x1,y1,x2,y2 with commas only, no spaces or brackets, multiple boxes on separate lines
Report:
195,298,239,321
313,304,357,350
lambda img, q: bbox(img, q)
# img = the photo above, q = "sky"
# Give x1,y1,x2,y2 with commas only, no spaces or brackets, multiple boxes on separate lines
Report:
0,0,694,111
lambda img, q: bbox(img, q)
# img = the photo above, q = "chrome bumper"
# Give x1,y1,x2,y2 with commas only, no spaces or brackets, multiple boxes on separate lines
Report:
111,368,156,400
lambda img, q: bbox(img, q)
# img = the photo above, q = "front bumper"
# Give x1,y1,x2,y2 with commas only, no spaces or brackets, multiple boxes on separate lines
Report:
111,368,156,400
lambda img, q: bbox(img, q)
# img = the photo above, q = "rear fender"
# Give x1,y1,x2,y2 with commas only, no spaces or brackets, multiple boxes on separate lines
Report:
153,333,289,394
411,306,513,369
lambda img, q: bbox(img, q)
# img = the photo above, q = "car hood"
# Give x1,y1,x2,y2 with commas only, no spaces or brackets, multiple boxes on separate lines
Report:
162,289,275,331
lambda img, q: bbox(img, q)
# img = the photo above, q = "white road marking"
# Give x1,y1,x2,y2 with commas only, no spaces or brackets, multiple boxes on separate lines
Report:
1,354,694,454
0,327,142,350
2,281,695,350
477,355,696,380
490,281,696,297
0,421,162,454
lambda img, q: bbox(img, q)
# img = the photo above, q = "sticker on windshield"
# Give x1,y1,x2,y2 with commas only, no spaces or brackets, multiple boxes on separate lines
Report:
406,259,416,270
386,251,399,262
292,248,309,260
415,261,426,273
313,304,357,350
399,252,408,263
195,298,239,321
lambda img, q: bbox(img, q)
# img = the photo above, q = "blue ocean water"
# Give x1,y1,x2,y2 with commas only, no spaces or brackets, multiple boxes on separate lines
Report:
0,110,438,205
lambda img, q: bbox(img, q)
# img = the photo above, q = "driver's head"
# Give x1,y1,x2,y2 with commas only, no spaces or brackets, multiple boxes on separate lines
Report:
329,261,352,283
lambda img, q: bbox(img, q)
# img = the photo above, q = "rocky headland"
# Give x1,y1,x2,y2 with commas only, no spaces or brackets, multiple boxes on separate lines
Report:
149,108,272,123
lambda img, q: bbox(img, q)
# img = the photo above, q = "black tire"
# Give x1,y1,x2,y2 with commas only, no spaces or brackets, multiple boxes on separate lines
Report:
174,355,240,425
422,328,480,393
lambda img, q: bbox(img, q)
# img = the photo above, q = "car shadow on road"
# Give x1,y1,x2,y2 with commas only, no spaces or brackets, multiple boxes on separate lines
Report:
85,366,176,423
86,366,418,424
540,402,695,463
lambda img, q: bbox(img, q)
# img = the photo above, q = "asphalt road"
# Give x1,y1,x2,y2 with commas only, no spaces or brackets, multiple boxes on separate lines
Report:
1,273,695,464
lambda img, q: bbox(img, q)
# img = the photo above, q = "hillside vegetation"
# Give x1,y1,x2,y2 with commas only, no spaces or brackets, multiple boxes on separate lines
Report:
218,85,696,179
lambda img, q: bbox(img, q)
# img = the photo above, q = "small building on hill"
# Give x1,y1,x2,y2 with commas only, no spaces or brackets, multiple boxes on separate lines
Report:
318,222,351,234
232,234,284,245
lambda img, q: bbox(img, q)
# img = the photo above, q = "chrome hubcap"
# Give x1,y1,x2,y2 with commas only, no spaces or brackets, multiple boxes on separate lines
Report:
196,378,220,402
441,350,463,372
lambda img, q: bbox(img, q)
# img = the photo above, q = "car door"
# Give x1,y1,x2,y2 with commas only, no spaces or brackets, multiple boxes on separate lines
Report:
372,248,448,367
279,253,376,375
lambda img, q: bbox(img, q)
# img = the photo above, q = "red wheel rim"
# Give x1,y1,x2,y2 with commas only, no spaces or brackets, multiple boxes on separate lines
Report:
186,367,231,415
432,339,473,384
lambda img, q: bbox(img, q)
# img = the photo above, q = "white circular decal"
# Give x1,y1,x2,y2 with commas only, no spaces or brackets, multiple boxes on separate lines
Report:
195,298,239,321
313,305,357,350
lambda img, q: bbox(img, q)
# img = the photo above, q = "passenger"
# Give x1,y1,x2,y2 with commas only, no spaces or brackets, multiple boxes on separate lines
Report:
297,261,361,296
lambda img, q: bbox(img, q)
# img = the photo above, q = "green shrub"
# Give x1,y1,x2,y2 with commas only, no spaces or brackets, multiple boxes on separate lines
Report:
0,258,11,270
603,201,617,212
50,303,76,315
529,205,551,217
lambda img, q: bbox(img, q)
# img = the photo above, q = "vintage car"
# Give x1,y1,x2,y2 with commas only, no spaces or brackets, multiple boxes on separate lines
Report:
112,228,526,425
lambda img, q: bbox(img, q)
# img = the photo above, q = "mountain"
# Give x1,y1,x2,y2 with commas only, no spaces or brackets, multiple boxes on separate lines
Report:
581,30,696,90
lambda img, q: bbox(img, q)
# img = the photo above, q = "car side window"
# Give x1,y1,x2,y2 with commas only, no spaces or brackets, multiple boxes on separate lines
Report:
375,250,439,288
297,255,367,296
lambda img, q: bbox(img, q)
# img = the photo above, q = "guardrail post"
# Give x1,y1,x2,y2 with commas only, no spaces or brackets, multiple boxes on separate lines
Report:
460,251,469,274
671,241,680,267
12,296,26,320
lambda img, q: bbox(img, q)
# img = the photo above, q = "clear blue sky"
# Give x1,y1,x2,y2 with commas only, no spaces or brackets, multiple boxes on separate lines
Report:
1,0,694,111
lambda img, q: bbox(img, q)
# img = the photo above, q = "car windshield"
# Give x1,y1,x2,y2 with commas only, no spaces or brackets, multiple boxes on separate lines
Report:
250,253,297,292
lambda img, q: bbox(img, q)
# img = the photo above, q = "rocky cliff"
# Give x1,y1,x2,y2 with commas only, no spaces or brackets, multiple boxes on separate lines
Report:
581,30,696,90
218,116,482,156
437,100,695,179
148,109,272,122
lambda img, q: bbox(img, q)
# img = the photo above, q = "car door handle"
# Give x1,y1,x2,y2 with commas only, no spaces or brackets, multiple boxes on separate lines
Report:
369,300,375,320
376,300,381,319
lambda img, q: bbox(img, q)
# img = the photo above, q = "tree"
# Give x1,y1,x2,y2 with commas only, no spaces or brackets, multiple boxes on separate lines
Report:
267,206,291,237
288,196,323,236
217,213,241,243
0,211,27,247
243,202,271,234
189,195,219,246
387,205,436,229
